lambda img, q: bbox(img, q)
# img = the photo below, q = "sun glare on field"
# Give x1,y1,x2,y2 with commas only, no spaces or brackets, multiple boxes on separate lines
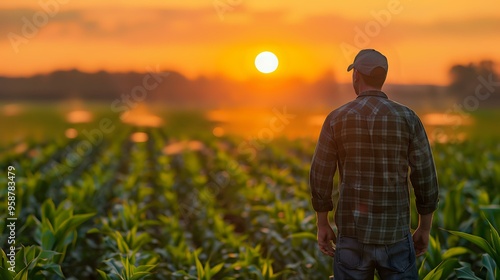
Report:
255,51,279,74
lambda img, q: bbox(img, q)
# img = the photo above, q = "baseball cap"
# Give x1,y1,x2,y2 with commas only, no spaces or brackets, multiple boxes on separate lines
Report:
347,49,388,77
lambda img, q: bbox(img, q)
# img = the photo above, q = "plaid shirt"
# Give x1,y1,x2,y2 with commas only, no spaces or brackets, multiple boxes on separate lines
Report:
310,90,439,245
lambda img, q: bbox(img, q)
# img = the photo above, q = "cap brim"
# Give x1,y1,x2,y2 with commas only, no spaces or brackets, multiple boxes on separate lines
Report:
347,64,354,72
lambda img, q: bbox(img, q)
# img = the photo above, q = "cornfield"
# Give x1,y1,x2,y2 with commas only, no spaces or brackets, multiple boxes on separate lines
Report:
0,106,499,279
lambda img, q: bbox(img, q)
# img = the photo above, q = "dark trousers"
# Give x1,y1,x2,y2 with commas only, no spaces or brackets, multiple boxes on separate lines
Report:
333,234,418,280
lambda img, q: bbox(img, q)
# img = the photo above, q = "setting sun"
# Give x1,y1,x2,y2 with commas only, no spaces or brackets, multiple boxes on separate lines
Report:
255,51,279,74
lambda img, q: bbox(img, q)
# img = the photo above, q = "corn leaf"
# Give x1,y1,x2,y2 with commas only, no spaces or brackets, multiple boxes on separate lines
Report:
40,263,64,278
13,267,28,280
481,254,497,280
129,272,152,280
53,213,95,243
40,229,55,251
97,269,111,280
442,247,470,260
41,199,56,224
0,267,14,280
423,258,460,280
487,220,500,262
209,262,224,278
446,230,495,257
194,251,204,279
455,265,482,280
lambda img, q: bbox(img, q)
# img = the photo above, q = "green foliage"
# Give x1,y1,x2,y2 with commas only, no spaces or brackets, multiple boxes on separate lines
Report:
97,255,155,280
193,250,224,280
418,234,470,277
1,109,499,279
422,258,461,280
0,246,64,280
445,216,500,279
29,199,95,264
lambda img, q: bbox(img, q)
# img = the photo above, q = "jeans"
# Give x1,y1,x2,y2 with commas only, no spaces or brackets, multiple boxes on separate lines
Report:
333,233,418,280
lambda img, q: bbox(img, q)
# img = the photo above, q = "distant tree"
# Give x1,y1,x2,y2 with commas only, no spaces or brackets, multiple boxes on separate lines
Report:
448,60,498,98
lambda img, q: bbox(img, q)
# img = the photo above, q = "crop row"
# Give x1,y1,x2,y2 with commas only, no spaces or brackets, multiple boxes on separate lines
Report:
0,127,499,279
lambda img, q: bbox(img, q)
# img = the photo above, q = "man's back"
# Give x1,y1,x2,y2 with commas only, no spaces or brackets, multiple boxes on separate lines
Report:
310,90,438,244
311,49,438,279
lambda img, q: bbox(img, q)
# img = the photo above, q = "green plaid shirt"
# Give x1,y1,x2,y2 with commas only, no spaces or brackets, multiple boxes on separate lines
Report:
310,90,439,245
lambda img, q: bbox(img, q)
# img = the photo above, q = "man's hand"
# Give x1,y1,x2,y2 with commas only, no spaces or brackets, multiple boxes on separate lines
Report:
317,223,336,257
316,211,336,257
412,227,430,257
413,213,433,257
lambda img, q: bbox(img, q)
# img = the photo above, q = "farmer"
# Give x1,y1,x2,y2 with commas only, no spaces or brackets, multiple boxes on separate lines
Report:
310,49,439,279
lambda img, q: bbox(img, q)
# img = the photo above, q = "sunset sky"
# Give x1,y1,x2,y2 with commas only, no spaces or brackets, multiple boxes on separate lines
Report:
1,0,499,85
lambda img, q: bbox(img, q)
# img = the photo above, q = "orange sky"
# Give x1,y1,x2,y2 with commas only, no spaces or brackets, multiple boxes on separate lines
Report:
1,0,499,85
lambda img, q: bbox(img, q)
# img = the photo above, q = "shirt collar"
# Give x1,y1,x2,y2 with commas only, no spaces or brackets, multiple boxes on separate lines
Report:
356,90,388,99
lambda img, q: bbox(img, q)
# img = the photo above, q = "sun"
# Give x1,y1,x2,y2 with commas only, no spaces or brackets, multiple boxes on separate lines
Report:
255,51,279,74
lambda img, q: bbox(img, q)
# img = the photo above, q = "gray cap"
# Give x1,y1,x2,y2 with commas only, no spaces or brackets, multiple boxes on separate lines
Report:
347,49,388,76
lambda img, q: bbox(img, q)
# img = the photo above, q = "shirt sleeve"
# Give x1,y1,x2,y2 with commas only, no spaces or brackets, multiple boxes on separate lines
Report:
310,115,338,212
408,114,439,215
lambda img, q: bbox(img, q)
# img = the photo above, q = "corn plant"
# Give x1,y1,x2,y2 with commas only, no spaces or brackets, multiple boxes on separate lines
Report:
97,255,155,280
1,109,499,279
91,211,159,278
28,199,95,264
0,246,64,280
172,250,224,280
445,216,500,279
229,246,291,280
418,234,470,277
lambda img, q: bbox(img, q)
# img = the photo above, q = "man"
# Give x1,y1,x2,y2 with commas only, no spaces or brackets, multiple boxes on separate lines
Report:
310,49,439,279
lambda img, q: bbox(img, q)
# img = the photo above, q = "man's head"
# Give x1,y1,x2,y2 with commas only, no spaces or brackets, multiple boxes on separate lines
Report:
347,49,388,94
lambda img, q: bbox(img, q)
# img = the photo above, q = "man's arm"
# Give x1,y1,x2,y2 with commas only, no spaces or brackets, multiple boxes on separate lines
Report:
310,115,338,256
310,115,338,212
408,115,439,256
